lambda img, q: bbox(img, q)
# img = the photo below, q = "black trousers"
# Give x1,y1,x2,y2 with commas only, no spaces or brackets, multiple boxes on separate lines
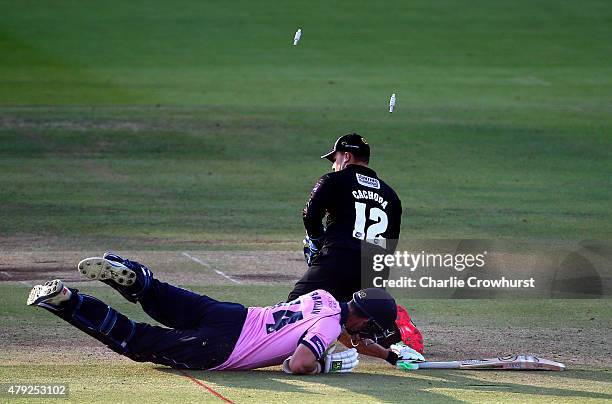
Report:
45,279,247,369
288,247,388,303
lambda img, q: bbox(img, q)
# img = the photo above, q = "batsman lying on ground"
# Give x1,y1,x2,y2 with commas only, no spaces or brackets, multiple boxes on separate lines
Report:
26,253,423,374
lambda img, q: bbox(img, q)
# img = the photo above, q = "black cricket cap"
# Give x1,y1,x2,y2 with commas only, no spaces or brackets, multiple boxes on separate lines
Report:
321,133,370,162
351,288,397,334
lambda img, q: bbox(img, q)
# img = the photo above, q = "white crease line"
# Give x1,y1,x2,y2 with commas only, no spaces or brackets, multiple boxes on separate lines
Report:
1,271,12,278
181,252,241,284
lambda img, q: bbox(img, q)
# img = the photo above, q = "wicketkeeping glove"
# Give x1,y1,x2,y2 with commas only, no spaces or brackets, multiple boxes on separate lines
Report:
321,347,359,373
391,342,425,371
303,236,322,266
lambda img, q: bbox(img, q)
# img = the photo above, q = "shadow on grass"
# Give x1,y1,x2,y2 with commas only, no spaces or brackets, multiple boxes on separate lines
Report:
550,368,612,383
159,367,612,402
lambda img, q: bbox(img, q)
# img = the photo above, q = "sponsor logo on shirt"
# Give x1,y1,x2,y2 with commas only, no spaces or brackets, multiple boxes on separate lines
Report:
356,173,380,189
309,335,325,358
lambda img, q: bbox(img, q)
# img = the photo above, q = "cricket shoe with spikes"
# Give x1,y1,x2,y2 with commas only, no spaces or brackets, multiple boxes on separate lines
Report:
78,254,152,303
27,279,72,307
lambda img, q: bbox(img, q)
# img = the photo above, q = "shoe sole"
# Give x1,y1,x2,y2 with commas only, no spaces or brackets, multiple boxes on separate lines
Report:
27,279,64,306
78,257,136,287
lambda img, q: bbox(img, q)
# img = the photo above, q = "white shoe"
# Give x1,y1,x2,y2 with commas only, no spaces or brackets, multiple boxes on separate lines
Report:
27,279,71,306
77,257,136,287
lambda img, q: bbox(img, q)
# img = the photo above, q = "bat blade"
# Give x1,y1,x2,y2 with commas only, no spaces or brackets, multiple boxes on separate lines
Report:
417,355,566,371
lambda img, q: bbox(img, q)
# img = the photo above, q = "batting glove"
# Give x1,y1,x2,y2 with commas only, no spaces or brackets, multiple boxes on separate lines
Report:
391,342,425,371
320,347,359,373
282,347,359,374
303,236,322,266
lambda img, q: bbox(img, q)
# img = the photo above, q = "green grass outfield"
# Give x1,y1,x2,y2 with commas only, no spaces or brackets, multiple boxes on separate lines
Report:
1,0,611,247
1,0,611,402
1,284,611,403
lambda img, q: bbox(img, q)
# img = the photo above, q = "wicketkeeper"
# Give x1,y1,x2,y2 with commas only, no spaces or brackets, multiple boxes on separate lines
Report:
26,253,422,374
286,133,424,364
289,132,402,302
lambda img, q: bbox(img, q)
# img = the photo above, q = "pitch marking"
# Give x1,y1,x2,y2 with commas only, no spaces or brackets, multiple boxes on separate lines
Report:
181,252,241,284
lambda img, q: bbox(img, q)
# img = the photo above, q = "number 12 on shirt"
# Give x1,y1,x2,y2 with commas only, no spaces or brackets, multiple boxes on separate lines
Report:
353,202,388,248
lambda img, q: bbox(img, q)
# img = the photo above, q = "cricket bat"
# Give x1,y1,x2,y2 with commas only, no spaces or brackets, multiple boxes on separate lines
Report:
406,355,565,371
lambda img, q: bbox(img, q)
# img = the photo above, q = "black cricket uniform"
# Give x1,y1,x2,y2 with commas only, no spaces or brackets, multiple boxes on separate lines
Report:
288,164,402,302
